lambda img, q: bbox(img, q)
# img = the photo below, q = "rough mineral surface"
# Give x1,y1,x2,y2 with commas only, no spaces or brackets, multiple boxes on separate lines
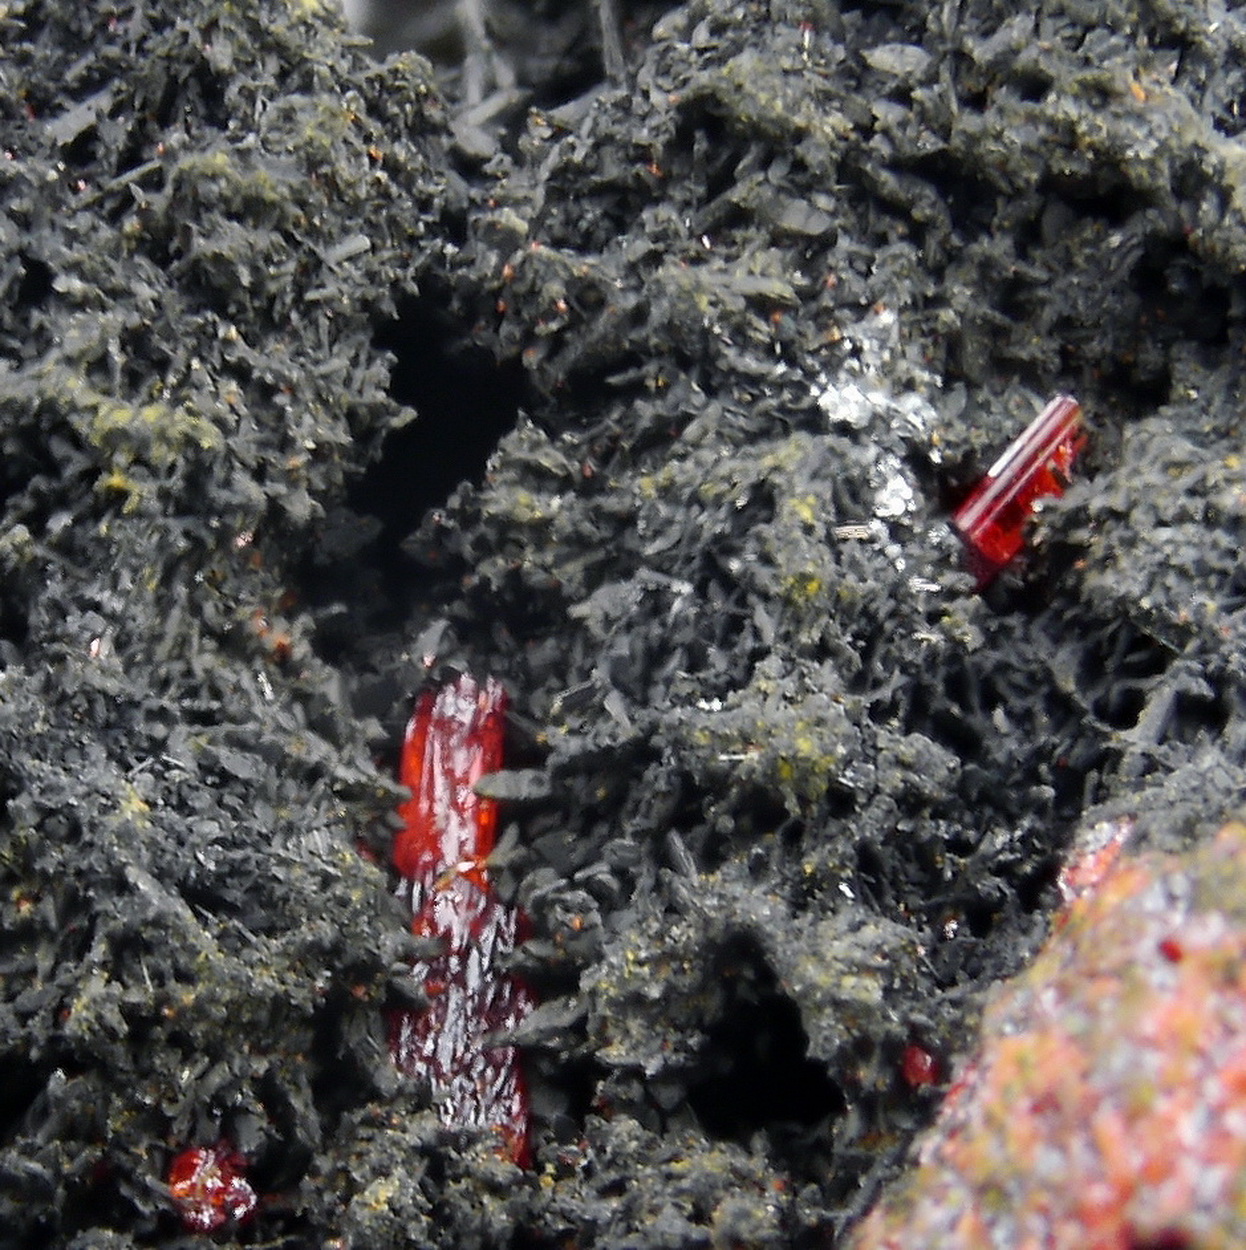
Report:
849,820,1246,1249
2,0,1246,1246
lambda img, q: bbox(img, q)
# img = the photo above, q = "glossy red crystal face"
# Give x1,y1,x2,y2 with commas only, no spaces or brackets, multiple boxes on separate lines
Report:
902,1042,941,1089
167,1142,256,1233
390,674,536,1166
951,395,1085,588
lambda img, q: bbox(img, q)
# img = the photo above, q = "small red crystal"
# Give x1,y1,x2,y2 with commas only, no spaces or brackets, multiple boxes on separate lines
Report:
902,1042,941,1089
951,395,1085,588
167,1141,256,1233
389,674,536,1166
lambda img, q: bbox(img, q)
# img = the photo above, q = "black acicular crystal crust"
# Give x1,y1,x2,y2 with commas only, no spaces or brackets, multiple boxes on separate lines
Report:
2,0,1245,1246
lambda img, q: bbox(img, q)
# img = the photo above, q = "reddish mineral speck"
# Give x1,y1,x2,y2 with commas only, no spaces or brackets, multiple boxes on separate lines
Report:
389,674,536,1166
167,1141,256,1233
901,1043,940,1089
951,395,1086,588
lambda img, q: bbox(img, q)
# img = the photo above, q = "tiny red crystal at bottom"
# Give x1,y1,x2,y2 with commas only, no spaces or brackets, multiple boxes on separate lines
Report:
389,674,536,1166
167,1141,256,1233
901,1042,941,1090
951,395,1086,588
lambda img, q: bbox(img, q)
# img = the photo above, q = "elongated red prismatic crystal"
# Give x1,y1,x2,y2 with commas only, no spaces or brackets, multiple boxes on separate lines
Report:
389,674,536,1166
950,395,1086,588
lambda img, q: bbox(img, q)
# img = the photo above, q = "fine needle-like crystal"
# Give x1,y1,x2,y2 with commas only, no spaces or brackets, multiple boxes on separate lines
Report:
950,394,1086,588
388,674,536,1166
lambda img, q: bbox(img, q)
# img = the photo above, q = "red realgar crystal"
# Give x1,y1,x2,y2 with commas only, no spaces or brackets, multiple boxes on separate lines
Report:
951,395,1085,588
167,1141,257,1233
389,674,536,1166
901,1042,941,1090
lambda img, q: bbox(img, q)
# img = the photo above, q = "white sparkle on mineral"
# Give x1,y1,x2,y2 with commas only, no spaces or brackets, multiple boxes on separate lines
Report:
873,453,915,519
818,377,880,429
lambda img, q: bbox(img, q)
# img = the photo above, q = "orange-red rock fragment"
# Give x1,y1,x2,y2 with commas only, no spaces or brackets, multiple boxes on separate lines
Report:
850,821,1246,1250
